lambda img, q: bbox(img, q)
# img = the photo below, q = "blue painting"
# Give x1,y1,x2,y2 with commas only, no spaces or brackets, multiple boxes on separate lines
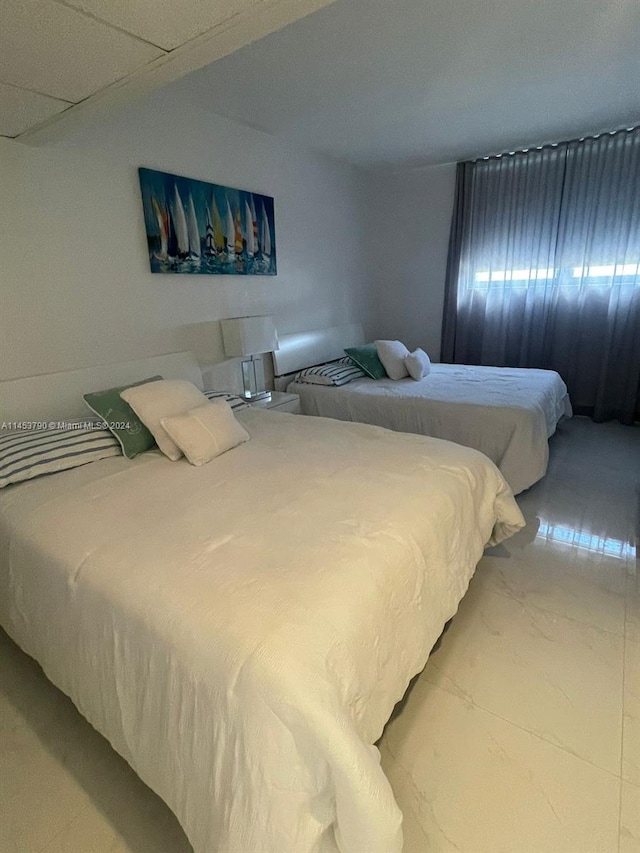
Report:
138,167,277,276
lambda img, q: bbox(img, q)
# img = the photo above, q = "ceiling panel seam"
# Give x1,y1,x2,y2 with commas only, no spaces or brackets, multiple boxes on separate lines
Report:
49,0,170,53
0,80,74,105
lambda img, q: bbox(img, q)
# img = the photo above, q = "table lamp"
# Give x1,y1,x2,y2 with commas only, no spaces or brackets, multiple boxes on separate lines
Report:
220,316,279,401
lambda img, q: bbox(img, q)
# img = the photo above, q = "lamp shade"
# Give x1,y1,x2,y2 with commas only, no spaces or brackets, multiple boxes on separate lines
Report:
221,316,279,357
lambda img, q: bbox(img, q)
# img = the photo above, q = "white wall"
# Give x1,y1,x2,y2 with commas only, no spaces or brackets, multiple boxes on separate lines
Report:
367,163,456,359
0,87,373,392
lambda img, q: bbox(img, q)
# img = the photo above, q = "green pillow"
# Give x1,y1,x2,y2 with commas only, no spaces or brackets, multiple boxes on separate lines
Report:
344,344,387,380
83,376,162,459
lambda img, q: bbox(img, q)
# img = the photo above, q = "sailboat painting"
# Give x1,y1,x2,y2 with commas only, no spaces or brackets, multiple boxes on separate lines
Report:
138,167,277,276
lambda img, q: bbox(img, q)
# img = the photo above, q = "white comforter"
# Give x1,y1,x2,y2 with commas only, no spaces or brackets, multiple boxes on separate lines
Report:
0,410,524,853
290,364,572,494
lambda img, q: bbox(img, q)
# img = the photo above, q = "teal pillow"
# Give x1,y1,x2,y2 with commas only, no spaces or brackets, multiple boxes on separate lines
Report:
344,344,387,380
83,376,162,459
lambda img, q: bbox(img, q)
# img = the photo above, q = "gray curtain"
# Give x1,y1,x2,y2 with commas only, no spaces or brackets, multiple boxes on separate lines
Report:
441,127,640,424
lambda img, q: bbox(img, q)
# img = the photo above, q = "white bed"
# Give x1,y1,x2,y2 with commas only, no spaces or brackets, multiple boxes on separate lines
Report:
0,354,524,853
276,326,572,494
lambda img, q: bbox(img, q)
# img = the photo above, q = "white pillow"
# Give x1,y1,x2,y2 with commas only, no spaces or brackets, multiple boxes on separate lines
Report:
120,379,208,461
375,340,410,380
404,348,431,380
161,401,250,466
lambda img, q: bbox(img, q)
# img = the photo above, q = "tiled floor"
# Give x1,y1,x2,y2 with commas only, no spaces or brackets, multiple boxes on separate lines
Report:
0,417,638,852
381,417,640,852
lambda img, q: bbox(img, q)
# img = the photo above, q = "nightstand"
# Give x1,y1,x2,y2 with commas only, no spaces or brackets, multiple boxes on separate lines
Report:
249,391,300,414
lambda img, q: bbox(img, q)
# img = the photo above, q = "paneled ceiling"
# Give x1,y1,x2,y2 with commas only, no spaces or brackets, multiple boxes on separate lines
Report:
0,0,337,140
3,0,639,167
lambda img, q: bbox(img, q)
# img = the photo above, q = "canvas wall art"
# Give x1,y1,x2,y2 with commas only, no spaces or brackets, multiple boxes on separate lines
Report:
138,167,276,276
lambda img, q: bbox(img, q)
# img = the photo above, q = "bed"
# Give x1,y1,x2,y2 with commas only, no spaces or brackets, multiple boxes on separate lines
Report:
0,352,524,853
276,325,572,494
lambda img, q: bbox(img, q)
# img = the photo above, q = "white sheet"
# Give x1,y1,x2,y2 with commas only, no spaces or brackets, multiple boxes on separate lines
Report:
0,409,524,853
289,364,572,494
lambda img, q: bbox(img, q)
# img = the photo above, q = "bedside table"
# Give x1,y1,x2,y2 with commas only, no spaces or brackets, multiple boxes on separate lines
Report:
249,391,300,414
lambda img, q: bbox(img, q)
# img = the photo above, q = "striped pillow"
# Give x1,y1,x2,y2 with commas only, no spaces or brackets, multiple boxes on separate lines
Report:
204,390,250,410
294,358,366,387
0,423,121,489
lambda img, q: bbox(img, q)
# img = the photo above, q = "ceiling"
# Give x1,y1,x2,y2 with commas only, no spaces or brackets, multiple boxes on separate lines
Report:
0,0,337,140
167,0,640,168
4,0,639,168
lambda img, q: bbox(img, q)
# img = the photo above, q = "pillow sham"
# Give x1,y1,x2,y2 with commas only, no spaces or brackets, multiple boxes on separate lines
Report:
0,423,121,489
405,348,432,380
375,340,410,381
83,375,162,459
161,400,250,466
343,344,387,380
294,359,366,387
120,379,209,461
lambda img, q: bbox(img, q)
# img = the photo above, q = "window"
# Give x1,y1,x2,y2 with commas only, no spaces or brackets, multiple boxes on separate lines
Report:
470,263,640,290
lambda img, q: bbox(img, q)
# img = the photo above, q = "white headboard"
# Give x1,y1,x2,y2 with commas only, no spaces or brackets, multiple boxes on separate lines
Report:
0,352,203,422
272,323,365,388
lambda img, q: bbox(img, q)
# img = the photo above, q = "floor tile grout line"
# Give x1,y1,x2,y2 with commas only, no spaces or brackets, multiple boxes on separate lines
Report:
421,675,624,784
35,805,86,853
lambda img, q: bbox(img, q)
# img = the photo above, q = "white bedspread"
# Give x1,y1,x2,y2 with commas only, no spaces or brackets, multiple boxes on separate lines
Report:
0,410,524,853
290,364,572,494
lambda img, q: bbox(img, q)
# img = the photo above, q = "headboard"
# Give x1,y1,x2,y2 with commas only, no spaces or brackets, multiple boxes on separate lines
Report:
0,352,203,423
272,323,365,390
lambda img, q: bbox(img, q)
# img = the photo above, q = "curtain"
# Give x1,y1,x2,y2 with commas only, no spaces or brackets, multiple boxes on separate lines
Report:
441,127,640,424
